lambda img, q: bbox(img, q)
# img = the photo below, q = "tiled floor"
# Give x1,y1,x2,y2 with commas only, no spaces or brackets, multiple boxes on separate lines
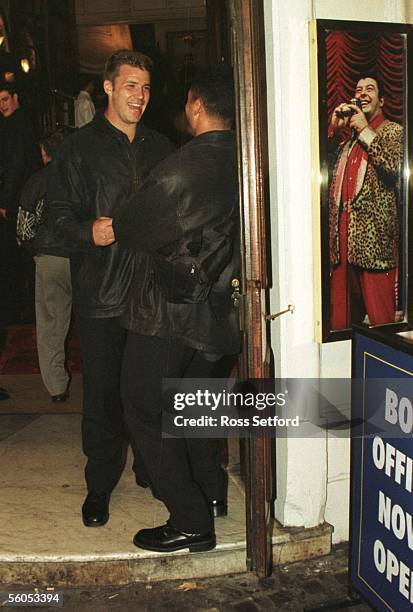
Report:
0,411,246,563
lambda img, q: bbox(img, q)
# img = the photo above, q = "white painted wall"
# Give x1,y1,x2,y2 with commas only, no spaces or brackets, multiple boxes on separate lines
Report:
263,0,409,542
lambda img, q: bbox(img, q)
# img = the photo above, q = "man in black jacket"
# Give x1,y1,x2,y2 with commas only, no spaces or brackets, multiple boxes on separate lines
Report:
48,50,173,527
112,66,240,552
0,82,41,324
0,82,41,223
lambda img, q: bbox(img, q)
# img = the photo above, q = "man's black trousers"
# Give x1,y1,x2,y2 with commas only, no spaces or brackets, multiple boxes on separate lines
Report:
121,333,225,534
77,316,135,494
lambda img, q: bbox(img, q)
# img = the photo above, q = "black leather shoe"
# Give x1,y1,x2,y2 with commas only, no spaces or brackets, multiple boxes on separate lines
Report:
51,392,68,403
133,523,216,553
82,492,109,527
210,499,227,518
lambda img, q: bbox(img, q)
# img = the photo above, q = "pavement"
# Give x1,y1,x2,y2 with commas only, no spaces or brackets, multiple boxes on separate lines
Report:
0,545,373,611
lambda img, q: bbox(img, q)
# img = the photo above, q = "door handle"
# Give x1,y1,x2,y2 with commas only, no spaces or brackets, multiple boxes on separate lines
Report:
265,304,294,320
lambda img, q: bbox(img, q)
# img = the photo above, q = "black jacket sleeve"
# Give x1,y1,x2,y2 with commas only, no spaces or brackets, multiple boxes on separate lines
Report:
47,147,95,251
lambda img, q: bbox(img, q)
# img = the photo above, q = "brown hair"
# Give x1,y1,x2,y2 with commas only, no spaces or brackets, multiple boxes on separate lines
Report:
103,50,153,84
0,81,17,96
39,130,65,158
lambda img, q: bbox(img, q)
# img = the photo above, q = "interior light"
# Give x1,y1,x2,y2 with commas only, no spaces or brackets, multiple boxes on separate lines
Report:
20,58,30,73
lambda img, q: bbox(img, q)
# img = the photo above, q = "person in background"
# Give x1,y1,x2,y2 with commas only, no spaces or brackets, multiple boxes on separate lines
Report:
0,81,42,324
17,130,72,403
0,81,41,223
74,75,96,128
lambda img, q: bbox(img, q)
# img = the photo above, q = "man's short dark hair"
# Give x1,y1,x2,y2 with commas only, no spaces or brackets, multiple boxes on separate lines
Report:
0,81,17,96
189,65,235,123
103,50,153,84
39,130,65,159
355,73,383,99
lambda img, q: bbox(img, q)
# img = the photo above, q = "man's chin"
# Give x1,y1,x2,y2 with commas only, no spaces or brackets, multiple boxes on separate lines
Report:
128,109,145,123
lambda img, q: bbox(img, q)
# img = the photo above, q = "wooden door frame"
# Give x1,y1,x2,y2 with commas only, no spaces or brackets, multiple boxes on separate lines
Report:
229,0,274,577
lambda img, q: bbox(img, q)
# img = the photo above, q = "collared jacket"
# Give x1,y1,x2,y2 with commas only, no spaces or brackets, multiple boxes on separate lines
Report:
113,130,241,356
329,119,402,271
47,112,174,318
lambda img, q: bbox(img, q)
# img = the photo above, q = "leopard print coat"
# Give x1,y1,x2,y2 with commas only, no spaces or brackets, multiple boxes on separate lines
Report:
329,120,402,271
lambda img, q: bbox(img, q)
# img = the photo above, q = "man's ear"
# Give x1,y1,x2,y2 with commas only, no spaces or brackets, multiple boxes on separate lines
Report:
379,96,384,108
103,79,113,96
193,97,203,116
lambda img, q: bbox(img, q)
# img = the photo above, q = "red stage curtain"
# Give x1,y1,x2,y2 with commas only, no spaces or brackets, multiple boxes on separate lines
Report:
326,31,404,125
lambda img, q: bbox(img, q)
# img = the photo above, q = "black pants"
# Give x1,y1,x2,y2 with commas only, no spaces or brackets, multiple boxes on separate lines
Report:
0,217,34,324
121,333,225,533
78,316,130,493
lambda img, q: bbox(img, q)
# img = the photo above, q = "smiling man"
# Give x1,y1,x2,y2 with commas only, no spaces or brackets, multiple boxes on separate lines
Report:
48,50,173,527
328,74,403,330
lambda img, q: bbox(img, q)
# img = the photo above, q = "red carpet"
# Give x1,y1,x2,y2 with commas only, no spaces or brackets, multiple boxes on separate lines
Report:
0,324,82,374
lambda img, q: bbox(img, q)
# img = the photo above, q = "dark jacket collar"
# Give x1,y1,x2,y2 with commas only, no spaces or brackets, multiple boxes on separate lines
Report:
92,110,148,144
187,130,235,146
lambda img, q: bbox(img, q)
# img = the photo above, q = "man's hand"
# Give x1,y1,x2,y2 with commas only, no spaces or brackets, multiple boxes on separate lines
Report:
348,105,368,134
92,217,115,246
329,103,351,134
0,208,7,219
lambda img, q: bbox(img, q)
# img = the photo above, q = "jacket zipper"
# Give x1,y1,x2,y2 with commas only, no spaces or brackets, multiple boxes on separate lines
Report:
129,136,145,193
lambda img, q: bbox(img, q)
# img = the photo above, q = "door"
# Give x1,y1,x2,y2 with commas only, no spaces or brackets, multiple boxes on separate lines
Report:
228,0,274,577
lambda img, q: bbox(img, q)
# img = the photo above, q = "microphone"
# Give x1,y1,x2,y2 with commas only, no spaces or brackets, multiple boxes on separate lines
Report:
335,98,363,118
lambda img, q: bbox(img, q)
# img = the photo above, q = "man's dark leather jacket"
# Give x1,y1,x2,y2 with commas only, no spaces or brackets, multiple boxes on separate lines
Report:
47,113,173,318
0,107,42,221
113,130,241,356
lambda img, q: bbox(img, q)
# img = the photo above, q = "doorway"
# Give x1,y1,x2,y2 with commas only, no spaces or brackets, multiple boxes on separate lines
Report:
0,0,274,580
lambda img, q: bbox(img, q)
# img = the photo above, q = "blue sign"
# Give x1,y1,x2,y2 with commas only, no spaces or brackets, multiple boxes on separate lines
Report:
352,331,413,611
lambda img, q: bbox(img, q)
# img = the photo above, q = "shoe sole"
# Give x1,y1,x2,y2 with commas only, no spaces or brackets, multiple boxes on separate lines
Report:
133,539,216,553
189,540,216,552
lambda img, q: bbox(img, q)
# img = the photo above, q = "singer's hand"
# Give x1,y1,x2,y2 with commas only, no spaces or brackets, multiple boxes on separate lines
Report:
330,103,350,133
348,105,368,134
